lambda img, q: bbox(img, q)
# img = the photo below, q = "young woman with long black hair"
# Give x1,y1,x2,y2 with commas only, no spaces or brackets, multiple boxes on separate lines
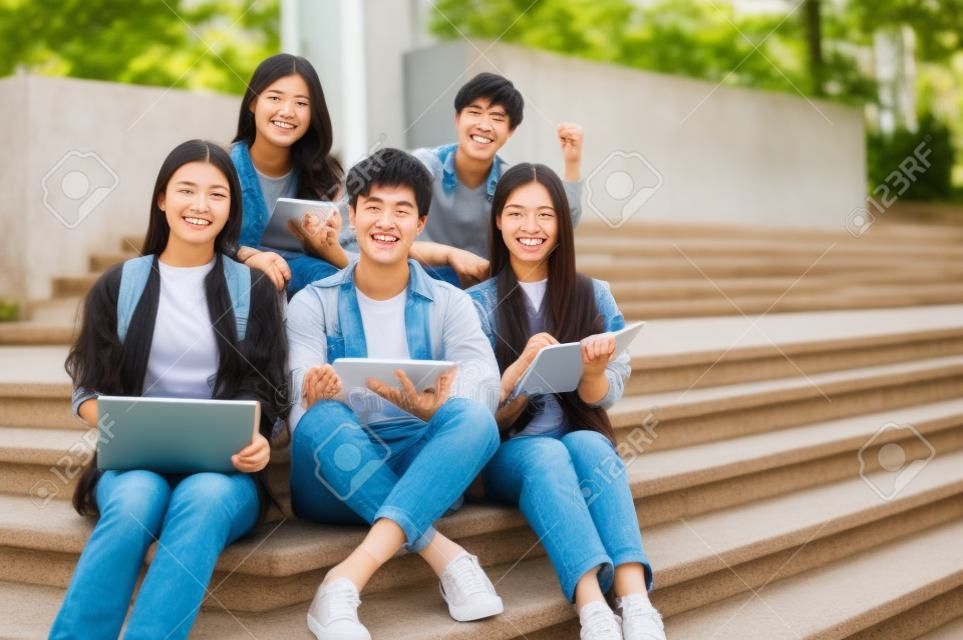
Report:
49,140,288,640
230,53,350,295
468,164,665,640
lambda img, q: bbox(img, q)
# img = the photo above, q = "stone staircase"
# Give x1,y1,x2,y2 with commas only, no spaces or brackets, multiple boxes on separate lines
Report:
1,220,963,638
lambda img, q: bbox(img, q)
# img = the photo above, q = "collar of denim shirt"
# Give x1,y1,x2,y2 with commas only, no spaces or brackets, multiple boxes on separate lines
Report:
436,143,504,201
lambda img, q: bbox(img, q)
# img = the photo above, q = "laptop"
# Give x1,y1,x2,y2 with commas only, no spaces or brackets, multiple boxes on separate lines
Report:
96,396,259,474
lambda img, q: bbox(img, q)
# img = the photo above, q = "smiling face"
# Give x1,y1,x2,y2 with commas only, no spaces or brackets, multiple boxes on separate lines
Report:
350,184,425,267
250,74,311,149
496,180,559,273
455,98,513,164
157,161,231,248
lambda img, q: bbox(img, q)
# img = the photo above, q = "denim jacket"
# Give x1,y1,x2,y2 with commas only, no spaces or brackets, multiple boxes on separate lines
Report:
466,277,631,410
286,259,501,428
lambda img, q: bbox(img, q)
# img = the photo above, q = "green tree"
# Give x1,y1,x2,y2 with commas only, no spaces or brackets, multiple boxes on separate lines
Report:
0,0,279,94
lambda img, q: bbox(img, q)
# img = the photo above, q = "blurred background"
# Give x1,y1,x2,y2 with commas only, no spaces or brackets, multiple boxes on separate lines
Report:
3,4,963,638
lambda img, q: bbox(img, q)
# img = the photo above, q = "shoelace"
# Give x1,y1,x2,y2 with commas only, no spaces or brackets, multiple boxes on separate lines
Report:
581,606,623,640
447,555,489,597
325,583,361,622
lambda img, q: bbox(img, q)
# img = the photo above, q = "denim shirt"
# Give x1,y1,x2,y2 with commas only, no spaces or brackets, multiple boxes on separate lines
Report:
411,144,584,258
287,259,501,429
466,277,631,411
231,141,299,250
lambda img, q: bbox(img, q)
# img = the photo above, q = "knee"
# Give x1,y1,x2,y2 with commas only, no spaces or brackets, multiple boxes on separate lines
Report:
518,438,574,483
444,398,500,456
168,473,257,525
562,430,621,471
294,401,357,451
97,471,171,535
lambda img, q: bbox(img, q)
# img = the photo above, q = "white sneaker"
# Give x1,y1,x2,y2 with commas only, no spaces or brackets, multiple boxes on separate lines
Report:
306,577,371,640
439,551,504,621
618,594,666,640
579,601,624,640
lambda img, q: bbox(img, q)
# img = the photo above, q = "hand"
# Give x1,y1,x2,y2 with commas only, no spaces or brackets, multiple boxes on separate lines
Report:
368,368,456,422
302,364,344,408
447,247,490,287
288,213,349,268
500,332,558,400
495,394,528,431
232,432,270,473
580,332,615,379
557,122,583,180
244,251,291,292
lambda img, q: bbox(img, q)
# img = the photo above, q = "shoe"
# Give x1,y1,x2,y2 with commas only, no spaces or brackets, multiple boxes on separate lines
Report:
618,593,666,640
439,551,504,621
579,601,624,640
306,577,371,640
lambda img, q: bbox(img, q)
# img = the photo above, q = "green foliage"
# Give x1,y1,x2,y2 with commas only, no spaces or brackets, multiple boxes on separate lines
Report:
867,113,955,201
0,300,19,322
0,0,279,95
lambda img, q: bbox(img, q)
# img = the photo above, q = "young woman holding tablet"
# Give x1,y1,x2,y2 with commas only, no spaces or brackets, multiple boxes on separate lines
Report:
230,53,349,295
50,140,288,640
468,164,665,640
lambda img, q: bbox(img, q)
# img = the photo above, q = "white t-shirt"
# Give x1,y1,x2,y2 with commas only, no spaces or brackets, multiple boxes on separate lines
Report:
518,278,547,314
142,259,219,399
514,278,568,438
356,288,410,359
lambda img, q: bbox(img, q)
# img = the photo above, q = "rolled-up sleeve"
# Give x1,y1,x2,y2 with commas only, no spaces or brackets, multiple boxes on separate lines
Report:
71,387,99,419
589,280,630,410
443,291,501,414
286,289,329,429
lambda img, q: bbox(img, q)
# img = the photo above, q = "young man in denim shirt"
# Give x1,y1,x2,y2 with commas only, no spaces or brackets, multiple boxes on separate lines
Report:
410,72,585,287
286,148,504,640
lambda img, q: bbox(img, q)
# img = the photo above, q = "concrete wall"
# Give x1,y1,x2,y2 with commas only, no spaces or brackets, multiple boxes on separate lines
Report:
0,74,238,303
404,40,866,231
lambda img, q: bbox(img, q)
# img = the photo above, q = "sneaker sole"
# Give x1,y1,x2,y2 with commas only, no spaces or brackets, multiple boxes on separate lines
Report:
446,597,505,622
306,613,372,640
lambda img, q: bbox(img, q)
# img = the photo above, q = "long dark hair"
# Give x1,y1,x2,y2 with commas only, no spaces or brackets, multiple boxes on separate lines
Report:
66,141,289,521
489,163,616,443
234,53,343,200
142,139,243,256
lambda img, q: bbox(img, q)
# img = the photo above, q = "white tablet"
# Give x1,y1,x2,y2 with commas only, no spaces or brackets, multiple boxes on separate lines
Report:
261,197,340,252
96,396,259,474
333,358,457,394
511,321,645,399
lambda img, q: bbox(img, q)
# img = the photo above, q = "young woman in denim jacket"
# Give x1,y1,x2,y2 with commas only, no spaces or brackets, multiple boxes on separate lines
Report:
229,53,351,295
467,164,665,640
50,140,288,640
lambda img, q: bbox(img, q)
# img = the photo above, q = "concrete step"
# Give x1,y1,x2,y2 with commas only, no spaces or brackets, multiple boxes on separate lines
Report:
23,298,82,324
619,284,963,319
576,236,963,261
916,615,963,640
615,354,963,451
629,325,963,394
609,270,963,302
3,446,962,622
0,323,76,346
574,219,963,244
663,518,963,639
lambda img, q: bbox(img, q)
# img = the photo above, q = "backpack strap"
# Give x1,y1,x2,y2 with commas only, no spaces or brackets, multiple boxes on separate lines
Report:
117,255,250,343
222,257,251,342
117,255,155,343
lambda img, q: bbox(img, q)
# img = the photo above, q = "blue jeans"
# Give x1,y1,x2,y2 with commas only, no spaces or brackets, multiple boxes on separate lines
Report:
483,430,652,601
286,252,341,297
50,470,259,640
290,397,499,552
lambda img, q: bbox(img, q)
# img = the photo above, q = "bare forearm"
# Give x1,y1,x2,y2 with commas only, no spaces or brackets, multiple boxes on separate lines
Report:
410,241,451,267
577,372,608,405
236,246,260,263
78,398,98,428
